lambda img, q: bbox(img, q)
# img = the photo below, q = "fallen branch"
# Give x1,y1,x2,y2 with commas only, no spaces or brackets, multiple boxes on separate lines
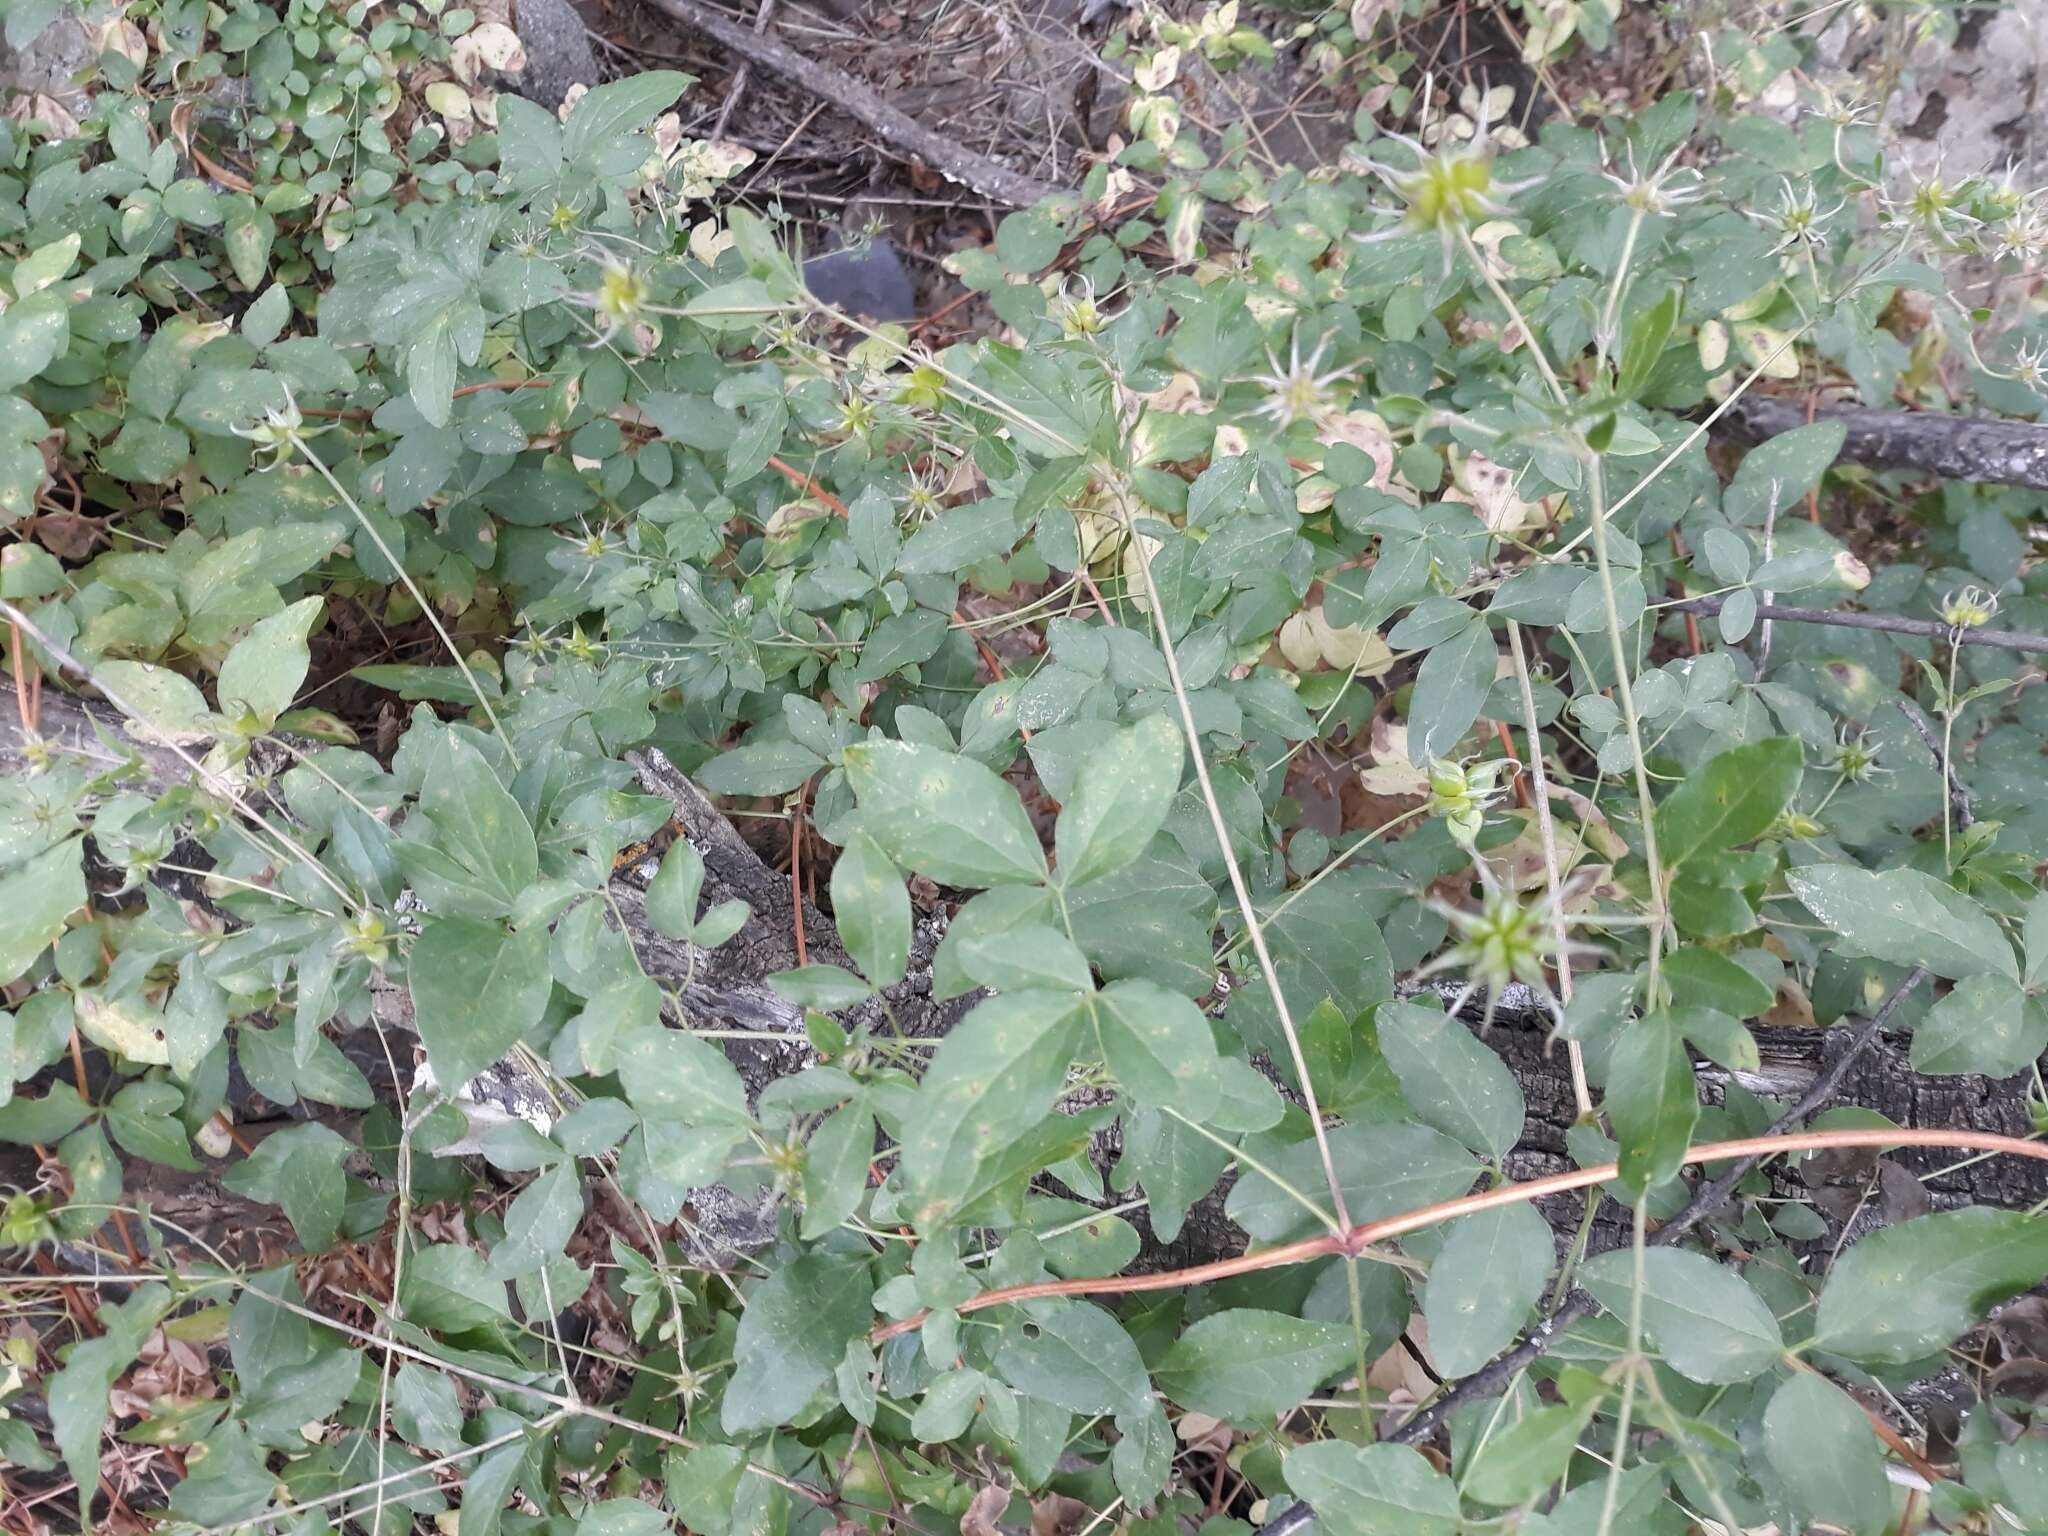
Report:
1896,697,1974,833
1721,395,2048,491
636,0,1071,208
1663,593,2048,657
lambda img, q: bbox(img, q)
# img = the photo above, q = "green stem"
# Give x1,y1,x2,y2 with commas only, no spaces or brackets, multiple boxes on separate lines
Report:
1596,206,1647,370
1113,475,1356,1231
1455,226,1666,1000
1159,1106,1343,1238
1594,1197,1649,1536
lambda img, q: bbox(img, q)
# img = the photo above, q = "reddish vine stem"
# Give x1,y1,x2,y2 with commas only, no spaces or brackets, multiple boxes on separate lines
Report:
1489,719,1533,807
871,1124,2047,1342
8,617,40,734
303,376,555,423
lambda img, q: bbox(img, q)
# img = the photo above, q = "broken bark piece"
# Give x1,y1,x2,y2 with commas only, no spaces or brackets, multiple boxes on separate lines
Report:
1721,394,2048,491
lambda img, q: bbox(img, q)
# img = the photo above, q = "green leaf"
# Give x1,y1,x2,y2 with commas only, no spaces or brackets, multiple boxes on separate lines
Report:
49,1286,172,1527
1090,979,1221,1118
417,734,539,918
845,740,1048,888
1660,947,1773,1019
614,1025,751,1127
0,290,69,389
1761,1373,1891,1536
105,1082,198,1172
1789,865,2018,982
1115,1106,1232,1245
1724,422,1845,524
850,609,948,683
391,1362,466,1455
683,278,784,331
1670,1002,1758,1074
2025,889,2048,990
1910,972,2045,1076
695,738,825,796
1581,1248,1784,1383
13,233,78,295
224,201,275,290
1604,1012,1698,1194
97,660,214,740
768,964,873,1009
1226,1122,1477,1244
0,836,84,986
1230,871,1395,1071
994,1301,1148,1416
576,1499,670,1536
644,840,707,940
801,1101,874,1239
101,419,191,483
352,663,499,706
1653,737,1802,872
1617,285,1680,400
1815,1207,2048,1364
409,918,553,1090
217,595,323,729
0,1084,91,1147
957,924,1093,992
485,1162,583,1280
830,831,909,987
562,70,692,166
1462,1402,1594,1507
1053,715,1184,888
723,1252,873,1433
898,502,1019,575
1283,1441,1460,1536
1405,610,1495,766
665,1446,747,1536
995,208,1066,272
1422,1203,1551,1376
1377,999,1524,1161
899,990,1085,1226
223,1123,349,1251
1156,1310,1355,1424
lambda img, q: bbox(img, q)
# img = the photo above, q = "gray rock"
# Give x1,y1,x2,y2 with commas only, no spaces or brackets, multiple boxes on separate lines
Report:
511,0,598,110
0,7,99,124
1809,4,2043,183
803,239,918,321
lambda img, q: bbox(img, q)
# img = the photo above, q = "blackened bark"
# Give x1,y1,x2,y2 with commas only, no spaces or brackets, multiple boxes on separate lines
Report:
1720,395,2048,491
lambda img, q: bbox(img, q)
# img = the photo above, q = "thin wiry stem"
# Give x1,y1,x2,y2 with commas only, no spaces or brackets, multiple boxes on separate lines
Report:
1595,205,1647,369
1594,1197,1647,1536
284,430,519,767
1111,478,1355,1234
1507,620,1591,1120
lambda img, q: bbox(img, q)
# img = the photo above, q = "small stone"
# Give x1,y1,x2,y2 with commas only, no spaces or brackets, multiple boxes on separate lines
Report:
509,0,597,111
803,240,918,322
